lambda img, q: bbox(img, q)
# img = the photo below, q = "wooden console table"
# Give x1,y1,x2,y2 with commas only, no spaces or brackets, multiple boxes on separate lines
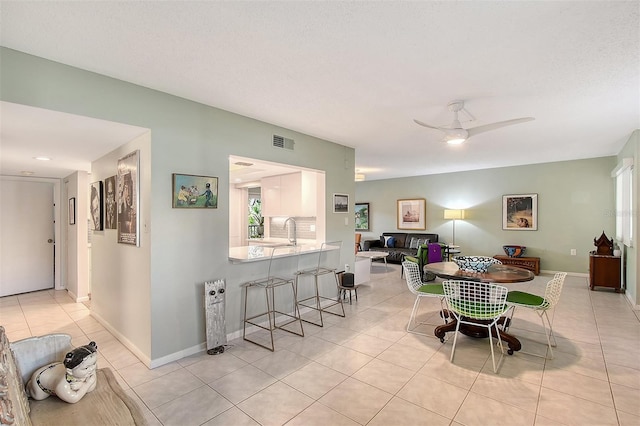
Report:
493,255,540,275
589,252,622,292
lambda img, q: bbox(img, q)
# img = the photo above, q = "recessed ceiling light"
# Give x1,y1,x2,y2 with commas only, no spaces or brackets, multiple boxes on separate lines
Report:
34,156,51,161
20,171,35,176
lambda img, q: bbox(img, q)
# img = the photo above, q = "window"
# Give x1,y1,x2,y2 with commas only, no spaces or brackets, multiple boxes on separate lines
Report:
248,190,263,238
613,158,633,247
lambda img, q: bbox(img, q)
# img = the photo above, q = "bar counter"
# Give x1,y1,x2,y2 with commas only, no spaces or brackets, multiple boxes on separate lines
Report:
228,243,336,263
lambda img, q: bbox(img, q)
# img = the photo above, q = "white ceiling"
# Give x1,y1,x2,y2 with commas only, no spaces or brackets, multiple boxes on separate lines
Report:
0,102,149,178
1,1,638,181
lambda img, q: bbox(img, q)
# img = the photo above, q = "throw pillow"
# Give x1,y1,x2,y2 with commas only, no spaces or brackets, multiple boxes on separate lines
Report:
409,237,419,249
387,237,396,248
383,235,394,248
416,238,430,247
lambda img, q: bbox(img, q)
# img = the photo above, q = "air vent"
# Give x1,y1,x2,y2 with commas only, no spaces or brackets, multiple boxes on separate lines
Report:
234,161,254,167
273,135,295,150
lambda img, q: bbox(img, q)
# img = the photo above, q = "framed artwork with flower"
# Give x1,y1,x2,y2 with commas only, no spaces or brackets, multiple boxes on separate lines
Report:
355,202,370,231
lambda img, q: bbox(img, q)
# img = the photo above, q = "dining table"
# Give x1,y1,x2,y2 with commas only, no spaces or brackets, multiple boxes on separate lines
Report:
424,261,535,354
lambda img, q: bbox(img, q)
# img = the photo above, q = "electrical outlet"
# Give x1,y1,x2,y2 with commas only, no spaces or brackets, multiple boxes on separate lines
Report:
570,249,576,256
344,217,348,226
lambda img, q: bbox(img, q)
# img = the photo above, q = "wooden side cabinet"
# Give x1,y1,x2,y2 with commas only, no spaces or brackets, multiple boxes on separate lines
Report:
589,252,622,292
493,255,540,275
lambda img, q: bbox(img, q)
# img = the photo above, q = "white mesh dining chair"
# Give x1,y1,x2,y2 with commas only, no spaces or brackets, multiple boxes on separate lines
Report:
402,261,447,337
443,280,510,373
504,272,567,359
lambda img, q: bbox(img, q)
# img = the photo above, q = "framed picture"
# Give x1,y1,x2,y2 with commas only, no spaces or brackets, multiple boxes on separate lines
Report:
117,150,140,246
333,193,349,213
503,193,538,230
397,198,426,230
89,181,103,231
104,176,117,230
68,197,76,225
172,174,218,208
355,202,370,230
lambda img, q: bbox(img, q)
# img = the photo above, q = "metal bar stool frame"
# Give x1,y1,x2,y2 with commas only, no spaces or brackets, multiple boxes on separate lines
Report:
242,246,304,351
294,241,346,327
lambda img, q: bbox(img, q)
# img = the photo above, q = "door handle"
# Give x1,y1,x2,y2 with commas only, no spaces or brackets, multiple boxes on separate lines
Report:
47,239,54,243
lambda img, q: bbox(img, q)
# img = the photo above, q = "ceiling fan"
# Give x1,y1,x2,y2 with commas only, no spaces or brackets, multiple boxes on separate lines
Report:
414,100,534,145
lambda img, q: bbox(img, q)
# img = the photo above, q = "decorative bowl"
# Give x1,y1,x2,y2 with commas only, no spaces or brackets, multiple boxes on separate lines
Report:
502,245,526,258
453,256,501,273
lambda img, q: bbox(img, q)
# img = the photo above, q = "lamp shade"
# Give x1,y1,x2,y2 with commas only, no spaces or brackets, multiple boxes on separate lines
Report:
444,209,465,220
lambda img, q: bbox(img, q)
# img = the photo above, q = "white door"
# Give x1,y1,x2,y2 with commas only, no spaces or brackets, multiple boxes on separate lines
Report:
0,180,55,297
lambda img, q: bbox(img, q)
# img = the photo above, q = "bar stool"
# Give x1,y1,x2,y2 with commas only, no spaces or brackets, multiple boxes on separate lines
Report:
294,241,345,327
242,246,304,351
337,272,360,305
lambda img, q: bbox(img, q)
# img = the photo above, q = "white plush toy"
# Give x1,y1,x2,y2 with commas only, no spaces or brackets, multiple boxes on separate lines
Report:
26,342,98,404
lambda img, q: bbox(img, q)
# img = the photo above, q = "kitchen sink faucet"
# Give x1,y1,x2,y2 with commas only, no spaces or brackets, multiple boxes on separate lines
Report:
284,217,297,246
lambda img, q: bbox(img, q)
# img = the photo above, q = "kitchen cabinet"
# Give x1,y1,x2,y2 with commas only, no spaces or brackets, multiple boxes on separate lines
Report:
262,172,317,217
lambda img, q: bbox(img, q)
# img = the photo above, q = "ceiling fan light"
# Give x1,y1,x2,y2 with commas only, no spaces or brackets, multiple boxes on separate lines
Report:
443,127,468,145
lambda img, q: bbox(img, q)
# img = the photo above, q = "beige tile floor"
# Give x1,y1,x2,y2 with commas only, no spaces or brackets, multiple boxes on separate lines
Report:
2,266,639,425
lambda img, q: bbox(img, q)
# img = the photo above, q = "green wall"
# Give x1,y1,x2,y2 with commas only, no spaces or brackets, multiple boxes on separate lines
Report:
356,157,617,274
1,47,356,365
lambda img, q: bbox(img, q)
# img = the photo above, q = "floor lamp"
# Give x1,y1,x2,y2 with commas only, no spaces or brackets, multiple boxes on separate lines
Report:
444,209,465,246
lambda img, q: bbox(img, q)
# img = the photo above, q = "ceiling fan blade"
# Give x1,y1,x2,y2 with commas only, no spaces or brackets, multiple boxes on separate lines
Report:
413,119,443,130
466,117,535,137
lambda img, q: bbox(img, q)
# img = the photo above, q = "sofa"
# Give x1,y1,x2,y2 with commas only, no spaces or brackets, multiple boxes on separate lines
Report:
0,326,146,425
362,232,439,264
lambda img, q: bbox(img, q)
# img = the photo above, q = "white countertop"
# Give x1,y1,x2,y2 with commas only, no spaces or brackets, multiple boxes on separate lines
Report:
247,238,316,246
229,243,337,263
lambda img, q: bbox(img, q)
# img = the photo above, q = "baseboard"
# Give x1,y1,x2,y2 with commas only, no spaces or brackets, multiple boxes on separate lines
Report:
88,302,319,369
540,270,588,278
66,289,90,303
148,342,207,369
148,303,322,368
90,310,152,368
624,293,639,310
